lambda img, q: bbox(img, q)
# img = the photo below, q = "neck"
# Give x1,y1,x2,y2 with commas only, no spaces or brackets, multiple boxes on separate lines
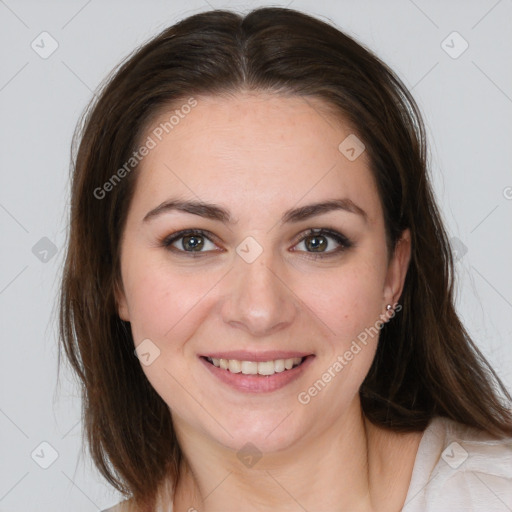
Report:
171,398,422,512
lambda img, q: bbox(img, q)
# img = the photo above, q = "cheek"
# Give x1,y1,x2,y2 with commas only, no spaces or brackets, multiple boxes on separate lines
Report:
122,254,220,345
304,262,385,342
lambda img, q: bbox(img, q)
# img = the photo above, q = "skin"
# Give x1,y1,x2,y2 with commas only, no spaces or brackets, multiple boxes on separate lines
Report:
116,92,422,511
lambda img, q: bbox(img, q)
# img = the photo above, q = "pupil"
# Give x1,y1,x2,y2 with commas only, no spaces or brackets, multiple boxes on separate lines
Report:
183,235,204,251
306,235,326,252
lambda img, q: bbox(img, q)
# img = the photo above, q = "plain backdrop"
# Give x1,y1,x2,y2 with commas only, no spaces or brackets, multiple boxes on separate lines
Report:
1,0,511,510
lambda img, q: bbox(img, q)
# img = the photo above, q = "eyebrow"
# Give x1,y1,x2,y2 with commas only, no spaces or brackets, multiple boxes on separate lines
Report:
142,198,367,224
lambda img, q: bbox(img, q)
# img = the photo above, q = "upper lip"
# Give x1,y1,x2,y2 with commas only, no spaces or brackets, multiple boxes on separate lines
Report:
200,351,313,362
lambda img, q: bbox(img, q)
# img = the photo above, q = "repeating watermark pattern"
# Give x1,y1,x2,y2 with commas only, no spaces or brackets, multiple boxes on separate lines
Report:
298,304,402,405
338,134,366,161
441,31,469,59
134,338,161,366
237,442,263,468
441,441,468,469
1,2,509,510
31,441,59,469
93,97,198,199
236,236,264,264
30,31,59,59
31,237,58,263
450,236,468,262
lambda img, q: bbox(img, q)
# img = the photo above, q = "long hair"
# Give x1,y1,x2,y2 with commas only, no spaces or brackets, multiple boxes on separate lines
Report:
58,7,512,510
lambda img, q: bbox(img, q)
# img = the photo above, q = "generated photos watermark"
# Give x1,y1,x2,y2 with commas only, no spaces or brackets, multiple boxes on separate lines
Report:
93,97,198,200
297,303,402,405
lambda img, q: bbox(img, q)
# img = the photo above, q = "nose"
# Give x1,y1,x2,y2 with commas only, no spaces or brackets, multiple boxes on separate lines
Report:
220,247,298,338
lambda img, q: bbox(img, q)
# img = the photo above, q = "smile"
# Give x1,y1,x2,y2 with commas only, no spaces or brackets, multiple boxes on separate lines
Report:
206,356,304,376
200,353,314,393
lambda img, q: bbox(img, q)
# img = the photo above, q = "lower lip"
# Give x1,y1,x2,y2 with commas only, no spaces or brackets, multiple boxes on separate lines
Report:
200,355,314,393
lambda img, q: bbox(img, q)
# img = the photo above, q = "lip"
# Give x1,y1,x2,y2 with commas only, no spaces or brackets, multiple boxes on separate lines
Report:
199,354,315,393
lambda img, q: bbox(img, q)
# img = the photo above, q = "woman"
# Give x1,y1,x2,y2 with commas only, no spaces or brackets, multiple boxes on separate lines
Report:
59,7,512,512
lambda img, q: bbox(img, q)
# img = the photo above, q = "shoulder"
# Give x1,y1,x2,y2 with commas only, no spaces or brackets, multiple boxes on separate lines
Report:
403,416,512,511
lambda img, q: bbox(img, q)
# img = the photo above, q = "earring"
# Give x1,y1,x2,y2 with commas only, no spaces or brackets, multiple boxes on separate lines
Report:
384,303,398,322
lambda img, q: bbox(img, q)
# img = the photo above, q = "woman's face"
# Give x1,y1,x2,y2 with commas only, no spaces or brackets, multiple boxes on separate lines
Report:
116,92,410,453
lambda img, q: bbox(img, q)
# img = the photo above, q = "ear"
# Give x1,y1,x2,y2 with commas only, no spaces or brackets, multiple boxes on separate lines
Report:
383,229,411,307
114,279,130,321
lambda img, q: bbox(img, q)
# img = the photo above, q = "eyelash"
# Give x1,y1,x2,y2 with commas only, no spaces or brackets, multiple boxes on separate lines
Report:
160,228,353,260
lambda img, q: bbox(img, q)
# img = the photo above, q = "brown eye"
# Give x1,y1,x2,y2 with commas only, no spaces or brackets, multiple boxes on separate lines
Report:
303,234,329,252
293,228,353,258
163,229,219,255
181,234,205,252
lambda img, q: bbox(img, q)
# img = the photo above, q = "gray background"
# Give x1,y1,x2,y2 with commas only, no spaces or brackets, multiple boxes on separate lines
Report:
1,0,511,510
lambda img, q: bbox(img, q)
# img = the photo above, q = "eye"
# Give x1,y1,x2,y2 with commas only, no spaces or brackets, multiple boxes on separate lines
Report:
161,227,353,259
162,229,219,255
292,228,352,258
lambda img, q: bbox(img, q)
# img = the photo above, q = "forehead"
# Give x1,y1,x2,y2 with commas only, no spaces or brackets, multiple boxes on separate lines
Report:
129,92,381,224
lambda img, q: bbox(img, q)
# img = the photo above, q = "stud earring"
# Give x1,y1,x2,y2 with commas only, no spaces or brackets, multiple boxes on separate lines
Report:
384,303,401,322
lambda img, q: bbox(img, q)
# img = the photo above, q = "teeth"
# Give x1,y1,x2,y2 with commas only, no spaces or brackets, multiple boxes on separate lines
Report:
241,361,258,375
257,361,275,375
274,359,285,373
228,359,241,373
207,356,303,375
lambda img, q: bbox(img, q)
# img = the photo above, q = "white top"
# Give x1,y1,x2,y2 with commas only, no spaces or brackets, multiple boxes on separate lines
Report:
403,416,512,511
103,416,512,511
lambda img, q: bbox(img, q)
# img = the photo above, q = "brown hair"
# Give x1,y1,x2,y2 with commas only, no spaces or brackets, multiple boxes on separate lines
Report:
58,7,512,510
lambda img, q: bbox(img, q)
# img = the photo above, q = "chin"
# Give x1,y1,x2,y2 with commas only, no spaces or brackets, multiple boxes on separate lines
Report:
201,405,312,457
